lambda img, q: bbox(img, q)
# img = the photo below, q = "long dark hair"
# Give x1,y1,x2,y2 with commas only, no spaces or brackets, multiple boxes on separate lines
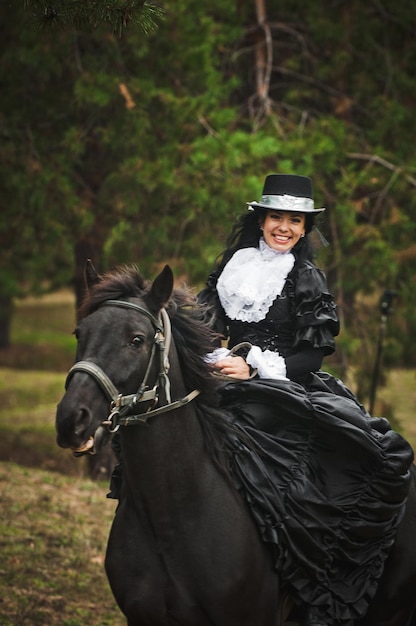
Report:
215,209,316,274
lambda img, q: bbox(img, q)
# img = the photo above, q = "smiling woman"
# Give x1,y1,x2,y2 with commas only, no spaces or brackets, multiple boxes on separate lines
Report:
198,173,414,626
260,210,306,253
200,174,327,382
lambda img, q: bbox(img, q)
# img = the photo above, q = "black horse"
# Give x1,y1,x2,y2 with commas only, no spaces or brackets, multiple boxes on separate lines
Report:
55,264,416,626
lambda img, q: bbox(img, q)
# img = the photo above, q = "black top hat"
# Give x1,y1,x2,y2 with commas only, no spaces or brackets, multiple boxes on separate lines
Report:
248,174,325,213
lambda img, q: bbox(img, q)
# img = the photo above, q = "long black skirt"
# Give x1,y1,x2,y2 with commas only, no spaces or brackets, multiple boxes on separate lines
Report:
219,373,414,625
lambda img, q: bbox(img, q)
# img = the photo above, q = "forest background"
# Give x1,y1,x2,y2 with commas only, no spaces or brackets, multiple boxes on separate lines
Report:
2,0,416,402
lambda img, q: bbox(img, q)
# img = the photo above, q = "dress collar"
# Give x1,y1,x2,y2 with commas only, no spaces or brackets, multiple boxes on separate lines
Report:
216,241,295,323
258,236,293,258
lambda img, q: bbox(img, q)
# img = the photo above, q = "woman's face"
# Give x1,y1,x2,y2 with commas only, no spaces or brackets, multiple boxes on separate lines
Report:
260,210,306,253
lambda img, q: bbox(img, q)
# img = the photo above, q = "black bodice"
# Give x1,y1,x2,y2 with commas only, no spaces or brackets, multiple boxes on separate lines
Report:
199,261,340,358
228,282,300,358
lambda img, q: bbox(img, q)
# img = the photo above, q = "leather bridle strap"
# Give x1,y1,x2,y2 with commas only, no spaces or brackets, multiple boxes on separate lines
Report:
103,299,164,332
103,300,170,403
102,389,201,428
65,360,120,402
65,299,199,431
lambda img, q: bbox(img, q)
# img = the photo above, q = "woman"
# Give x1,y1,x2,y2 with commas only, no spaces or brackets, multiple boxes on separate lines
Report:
198,174,414,626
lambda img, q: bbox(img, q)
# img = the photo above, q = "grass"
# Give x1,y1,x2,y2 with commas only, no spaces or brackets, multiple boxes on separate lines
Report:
0,367,88,475
0,290,77,372
0,290,82,472
378,369,416,451
0,461,125,626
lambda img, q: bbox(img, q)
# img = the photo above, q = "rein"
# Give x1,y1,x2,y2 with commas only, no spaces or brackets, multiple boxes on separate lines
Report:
65,300,200,432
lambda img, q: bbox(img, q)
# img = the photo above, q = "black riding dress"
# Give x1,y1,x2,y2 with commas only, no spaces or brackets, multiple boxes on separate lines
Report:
199,259,414,625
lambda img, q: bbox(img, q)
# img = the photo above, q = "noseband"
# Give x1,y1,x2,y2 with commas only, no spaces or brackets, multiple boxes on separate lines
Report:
65,300,199,432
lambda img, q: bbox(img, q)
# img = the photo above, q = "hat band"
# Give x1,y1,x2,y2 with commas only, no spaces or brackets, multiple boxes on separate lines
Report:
259,194,314,211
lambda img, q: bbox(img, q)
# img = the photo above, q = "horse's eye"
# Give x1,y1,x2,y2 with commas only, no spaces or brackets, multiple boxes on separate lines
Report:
130,335,144,348
73,328,80,340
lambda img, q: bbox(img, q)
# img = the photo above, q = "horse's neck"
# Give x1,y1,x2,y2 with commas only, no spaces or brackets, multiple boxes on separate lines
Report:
120,365,219,508
118,330,235,537
120,402,222,534
121,401,206,468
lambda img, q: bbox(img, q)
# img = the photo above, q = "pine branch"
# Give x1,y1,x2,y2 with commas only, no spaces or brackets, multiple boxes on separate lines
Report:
347,153,416,188
22,0,164,36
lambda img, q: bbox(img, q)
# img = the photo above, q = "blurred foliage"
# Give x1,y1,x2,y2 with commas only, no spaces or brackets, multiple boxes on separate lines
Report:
1,1,416,396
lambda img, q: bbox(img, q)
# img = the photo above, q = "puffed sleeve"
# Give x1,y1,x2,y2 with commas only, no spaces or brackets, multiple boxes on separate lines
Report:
197,269,228,341
293,263,340,355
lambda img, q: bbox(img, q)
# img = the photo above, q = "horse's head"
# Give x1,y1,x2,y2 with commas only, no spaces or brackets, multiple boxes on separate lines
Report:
55,263,174,454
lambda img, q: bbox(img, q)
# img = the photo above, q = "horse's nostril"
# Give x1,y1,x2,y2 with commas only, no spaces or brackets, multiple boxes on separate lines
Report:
56,404,93,448
74,407,92,436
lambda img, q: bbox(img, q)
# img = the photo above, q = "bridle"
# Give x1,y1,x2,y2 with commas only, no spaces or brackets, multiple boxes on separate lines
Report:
64,299,200,433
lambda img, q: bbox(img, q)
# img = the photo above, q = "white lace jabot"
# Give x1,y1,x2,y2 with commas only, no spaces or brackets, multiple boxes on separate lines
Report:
217,238,295,323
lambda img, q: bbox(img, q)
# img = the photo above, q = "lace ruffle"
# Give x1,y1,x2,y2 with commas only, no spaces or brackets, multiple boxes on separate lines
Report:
246,346,288,380
217,240,295,323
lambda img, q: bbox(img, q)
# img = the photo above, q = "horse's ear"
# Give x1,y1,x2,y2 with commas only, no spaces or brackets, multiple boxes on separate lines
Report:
148,265,174,310
85,259,100,289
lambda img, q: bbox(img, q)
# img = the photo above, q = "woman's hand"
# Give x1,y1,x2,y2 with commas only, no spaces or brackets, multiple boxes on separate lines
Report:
214,355,251,379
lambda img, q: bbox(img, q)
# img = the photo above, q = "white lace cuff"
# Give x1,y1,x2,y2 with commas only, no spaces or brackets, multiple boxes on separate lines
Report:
204,347,231,364
246,346,288,380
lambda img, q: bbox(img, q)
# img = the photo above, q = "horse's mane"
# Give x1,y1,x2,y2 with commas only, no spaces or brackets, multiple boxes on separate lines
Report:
80,265,147,317
80,265,219,394
80,266,238,461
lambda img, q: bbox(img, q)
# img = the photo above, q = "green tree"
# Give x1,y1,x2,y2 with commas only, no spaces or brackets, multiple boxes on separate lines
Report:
0,1,164,346
2,0,416,404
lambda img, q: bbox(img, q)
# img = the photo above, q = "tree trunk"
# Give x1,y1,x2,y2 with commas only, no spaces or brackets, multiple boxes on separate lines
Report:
253,0,272,120
0,295,13,348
